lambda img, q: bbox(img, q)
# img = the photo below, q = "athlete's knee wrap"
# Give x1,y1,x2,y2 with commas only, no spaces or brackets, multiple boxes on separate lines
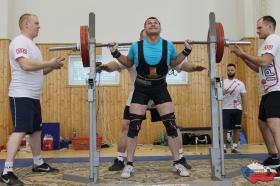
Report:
161,112,178,137
127,113,145,138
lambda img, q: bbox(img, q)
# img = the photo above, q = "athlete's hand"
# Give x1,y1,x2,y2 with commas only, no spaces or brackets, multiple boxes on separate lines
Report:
108,42,118,53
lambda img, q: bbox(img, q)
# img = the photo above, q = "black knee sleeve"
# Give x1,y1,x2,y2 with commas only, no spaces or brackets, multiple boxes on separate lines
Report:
161,112,178,137
127,113,145,138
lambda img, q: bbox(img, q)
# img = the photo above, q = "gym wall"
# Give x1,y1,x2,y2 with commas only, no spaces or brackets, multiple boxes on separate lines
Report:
0,39,261,145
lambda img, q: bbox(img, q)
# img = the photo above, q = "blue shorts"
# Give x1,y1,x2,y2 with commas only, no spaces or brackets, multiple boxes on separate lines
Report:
222,109,242,130
9,97,42,133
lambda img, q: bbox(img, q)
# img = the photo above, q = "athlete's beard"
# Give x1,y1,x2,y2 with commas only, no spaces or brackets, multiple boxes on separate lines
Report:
228,73,235,79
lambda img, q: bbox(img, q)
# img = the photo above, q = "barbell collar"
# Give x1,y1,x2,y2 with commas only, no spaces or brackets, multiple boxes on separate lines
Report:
49,44,80,51
224,39,251,46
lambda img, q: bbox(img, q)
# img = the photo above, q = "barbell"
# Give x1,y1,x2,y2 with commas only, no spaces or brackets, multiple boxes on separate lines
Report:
49,23,251,67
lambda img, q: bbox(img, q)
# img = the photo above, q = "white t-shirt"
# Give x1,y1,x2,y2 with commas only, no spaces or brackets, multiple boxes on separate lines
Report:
258,34,280,94
9,34,44,99
116,59,185,106
222,78,246,110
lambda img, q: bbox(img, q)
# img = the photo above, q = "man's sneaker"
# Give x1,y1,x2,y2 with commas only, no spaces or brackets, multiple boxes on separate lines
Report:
262,156,280,168
121,165,134,178
174,163,190,177
32,163,59,173
172,158,192,172
231,148,240,153
180,157,192,169
0,171,24,186
108,159,125,171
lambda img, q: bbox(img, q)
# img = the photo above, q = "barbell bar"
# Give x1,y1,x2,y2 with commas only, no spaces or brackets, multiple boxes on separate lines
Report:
48,40,250,51
49,23,251,67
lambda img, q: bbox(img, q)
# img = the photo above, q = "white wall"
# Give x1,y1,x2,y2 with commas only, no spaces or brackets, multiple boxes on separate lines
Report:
0,0,9,38
241,0,280,37
1,0,242,43
269,0,280,33
1,0,279,43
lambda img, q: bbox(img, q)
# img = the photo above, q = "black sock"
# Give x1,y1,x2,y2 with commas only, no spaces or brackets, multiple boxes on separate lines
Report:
173,160,181,165
269,153,278,158
127,161,133,166
180,157,186,161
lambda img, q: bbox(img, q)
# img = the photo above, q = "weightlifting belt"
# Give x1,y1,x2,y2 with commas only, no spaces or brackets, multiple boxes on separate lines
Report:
135,74,166,86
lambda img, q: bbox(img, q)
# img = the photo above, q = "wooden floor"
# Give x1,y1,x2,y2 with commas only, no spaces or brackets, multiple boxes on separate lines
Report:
0,144,268,159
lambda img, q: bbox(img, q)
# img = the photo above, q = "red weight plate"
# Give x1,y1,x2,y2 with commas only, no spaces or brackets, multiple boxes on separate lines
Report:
207,22,225,63
80,26,90,67
215,22,224,63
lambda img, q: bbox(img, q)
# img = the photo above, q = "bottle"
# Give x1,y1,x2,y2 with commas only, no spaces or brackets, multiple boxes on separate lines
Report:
43,134,54,151
43,134,48,150
72,128,77,138
49,134,54,150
